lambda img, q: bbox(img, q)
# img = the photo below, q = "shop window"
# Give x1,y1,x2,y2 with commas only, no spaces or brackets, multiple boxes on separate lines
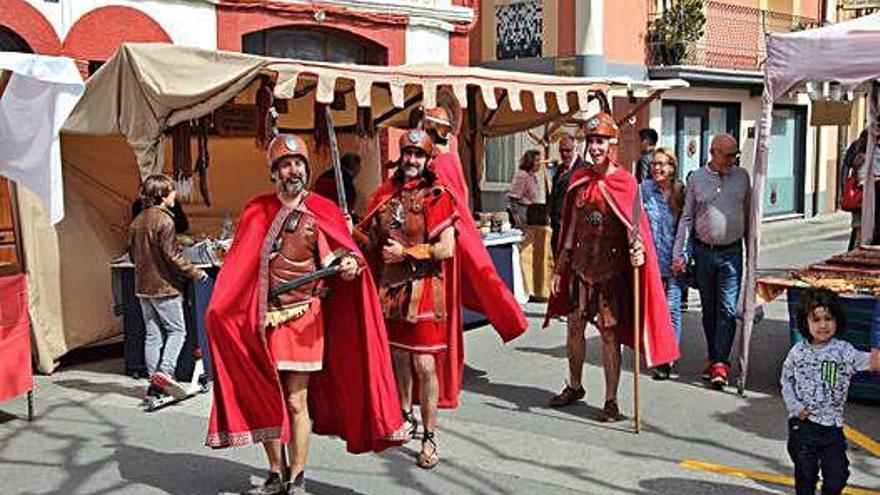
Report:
0,178,24,276
495,0,543,60
242,28,386,65
483,130,536,191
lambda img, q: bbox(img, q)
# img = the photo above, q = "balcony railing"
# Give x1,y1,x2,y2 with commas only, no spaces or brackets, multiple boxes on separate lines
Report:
648,1,819,71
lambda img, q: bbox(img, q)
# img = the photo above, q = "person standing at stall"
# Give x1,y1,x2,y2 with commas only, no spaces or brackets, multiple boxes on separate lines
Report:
506,150,545,228
128,174,206,403
544,113,679,421
205,134,404,495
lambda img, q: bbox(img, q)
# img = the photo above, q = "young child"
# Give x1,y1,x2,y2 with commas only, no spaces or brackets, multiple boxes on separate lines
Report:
129,174,206,403
780,287,880,495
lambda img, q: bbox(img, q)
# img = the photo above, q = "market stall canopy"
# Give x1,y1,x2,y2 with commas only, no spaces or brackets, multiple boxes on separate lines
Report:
741,13,880,394
63,43,686,179
0,52,84,224
764,13,880,101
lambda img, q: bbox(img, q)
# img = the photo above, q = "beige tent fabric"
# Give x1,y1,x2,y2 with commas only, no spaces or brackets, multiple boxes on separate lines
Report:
63,43,686,180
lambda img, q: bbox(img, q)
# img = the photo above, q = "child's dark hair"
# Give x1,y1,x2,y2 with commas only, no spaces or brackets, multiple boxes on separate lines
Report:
795,288,846,342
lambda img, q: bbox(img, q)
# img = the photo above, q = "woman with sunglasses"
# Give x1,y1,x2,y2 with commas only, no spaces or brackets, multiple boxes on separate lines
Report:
641,148,685,380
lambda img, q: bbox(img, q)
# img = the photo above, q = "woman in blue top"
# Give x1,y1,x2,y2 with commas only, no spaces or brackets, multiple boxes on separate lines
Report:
641,147,685,380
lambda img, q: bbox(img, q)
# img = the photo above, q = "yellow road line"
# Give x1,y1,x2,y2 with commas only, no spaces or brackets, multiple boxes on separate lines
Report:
680,460,880,495
845,424,880,457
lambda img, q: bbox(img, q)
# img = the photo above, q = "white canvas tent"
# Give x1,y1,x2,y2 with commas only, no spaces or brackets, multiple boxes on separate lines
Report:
24,44,687,372
742,13,880,392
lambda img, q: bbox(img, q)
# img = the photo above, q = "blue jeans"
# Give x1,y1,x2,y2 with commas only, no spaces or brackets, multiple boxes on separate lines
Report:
693,242,742,365
662,275,685,345
139,295,187,377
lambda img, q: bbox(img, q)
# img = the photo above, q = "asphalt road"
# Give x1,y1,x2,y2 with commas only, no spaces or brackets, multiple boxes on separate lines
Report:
1,234,877,495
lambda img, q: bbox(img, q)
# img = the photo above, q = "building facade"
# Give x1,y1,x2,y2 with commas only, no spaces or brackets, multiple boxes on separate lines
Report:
471,0,868,220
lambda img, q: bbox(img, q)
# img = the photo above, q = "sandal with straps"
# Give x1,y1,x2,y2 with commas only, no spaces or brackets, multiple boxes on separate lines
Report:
402,409,419,439
416,429,440,469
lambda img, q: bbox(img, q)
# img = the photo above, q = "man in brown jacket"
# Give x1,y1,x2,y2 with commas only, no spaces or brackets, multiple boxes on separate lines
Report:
129,174,206,402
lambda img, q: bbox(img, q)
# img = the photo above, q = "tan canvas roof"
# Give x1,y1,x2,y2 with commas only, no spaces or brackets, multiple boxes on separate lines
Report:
64,43,686,177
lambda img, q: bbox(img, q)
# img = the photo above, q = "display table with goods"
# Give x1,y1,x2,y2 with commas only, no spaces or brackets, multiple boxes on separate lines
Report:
465,212,527,327
757,246,880,401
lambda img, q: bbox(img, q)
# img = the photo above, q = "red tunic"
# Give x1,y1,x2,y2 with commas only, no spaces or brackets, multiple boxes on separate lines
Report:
374,181,457,354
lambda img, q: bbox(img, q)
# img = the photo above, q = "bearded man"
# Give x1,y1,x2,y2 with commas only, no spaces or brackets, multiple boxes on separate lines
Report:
205,134,404,494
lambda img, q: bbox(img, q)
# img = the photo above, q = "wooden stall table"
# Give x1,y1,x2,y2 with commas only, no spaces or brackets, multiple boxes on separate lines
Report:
519,225,553,301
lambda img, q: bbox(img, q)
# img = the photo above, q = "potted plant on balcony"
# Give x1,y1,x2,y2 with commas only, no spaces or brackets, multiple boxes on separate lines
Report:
648,0,706,66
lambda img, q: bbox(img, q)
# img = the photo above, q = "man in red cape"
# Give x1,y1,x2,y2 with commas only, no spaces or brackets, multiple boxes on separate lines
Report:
205,134,404,495
423,106,527,340
544,113,679,422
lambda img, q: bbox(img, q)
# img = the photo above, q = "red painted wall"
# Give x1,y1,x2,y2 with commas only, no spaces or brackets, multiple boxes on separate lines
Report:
450,32,469,66
61,6,172,61
557,0,576,57
0,0,62,54
216,6,406,65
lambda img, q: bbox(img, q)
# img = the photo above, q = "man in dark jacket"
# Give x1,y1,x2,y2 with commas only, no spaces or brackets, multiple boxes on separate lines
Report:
548,134,585,255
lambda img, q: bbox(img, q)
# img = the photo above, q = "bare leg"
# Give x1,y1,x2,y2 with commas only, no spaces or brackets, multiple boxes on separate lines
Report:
412,353,438,432
280,372,311,479
413,353,439,467
261,440,284,474
599,327,621,401
391,348,413,412
567,311,587,389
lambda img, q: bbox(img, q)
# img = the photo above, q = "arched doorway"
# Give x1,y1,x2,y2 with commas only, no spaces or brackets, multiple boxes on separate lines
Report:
0,26,32,53
242,27,387,65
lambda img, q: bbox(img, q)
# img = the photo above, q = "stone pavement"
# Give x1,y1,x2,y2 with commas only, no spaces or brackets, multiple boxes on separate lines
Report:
0,234,877,495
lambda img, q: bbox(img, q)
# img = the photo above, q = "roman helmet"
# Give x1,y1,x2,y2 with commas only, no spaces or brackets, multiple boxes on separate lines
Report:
582,112,619,141
399,129,435,157
267,133,310,174
424,106,454,141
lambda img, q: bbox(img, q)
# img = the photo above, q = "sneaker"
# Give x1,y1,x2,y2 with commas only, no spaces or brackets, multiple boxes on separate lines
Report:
548,384,586,408
651,364,671,381
151,371,188,400
668,362,680,379
710,363,729,389
700,364,713,381
243,471,285,495
598,399,622,422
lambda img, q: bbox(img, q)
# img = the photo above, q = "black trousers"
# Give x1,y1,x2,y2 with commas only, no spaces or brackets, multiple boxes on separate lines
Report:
787,418,850,495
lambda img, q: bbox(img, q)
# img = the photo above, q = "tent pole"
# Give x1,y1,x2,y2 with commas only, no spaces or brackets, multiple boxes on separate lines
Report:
860,82,879,246
739,92,774,396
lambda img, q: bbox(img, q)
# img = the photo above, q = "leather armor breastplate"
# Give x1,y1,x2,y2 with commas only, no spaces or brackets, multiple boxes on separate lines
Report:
268,210,320,310
568,187,628,284
375,187,441,287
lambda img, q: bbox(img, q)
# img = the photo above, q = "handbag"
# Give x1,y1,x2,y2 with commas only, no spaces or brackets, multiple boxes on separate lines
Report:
840,175,863,213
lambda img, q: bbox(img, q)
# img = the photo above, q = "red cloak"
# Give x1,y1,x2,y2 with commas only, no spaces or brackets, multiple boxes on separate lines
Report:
360,161,527,409
544,165,679,368
431,151,528,341
205,191,404,453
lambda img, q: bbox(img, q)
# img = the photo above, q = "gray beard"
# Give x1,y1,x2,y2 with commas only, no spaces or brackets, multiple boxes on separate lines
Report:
279,176,305,196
